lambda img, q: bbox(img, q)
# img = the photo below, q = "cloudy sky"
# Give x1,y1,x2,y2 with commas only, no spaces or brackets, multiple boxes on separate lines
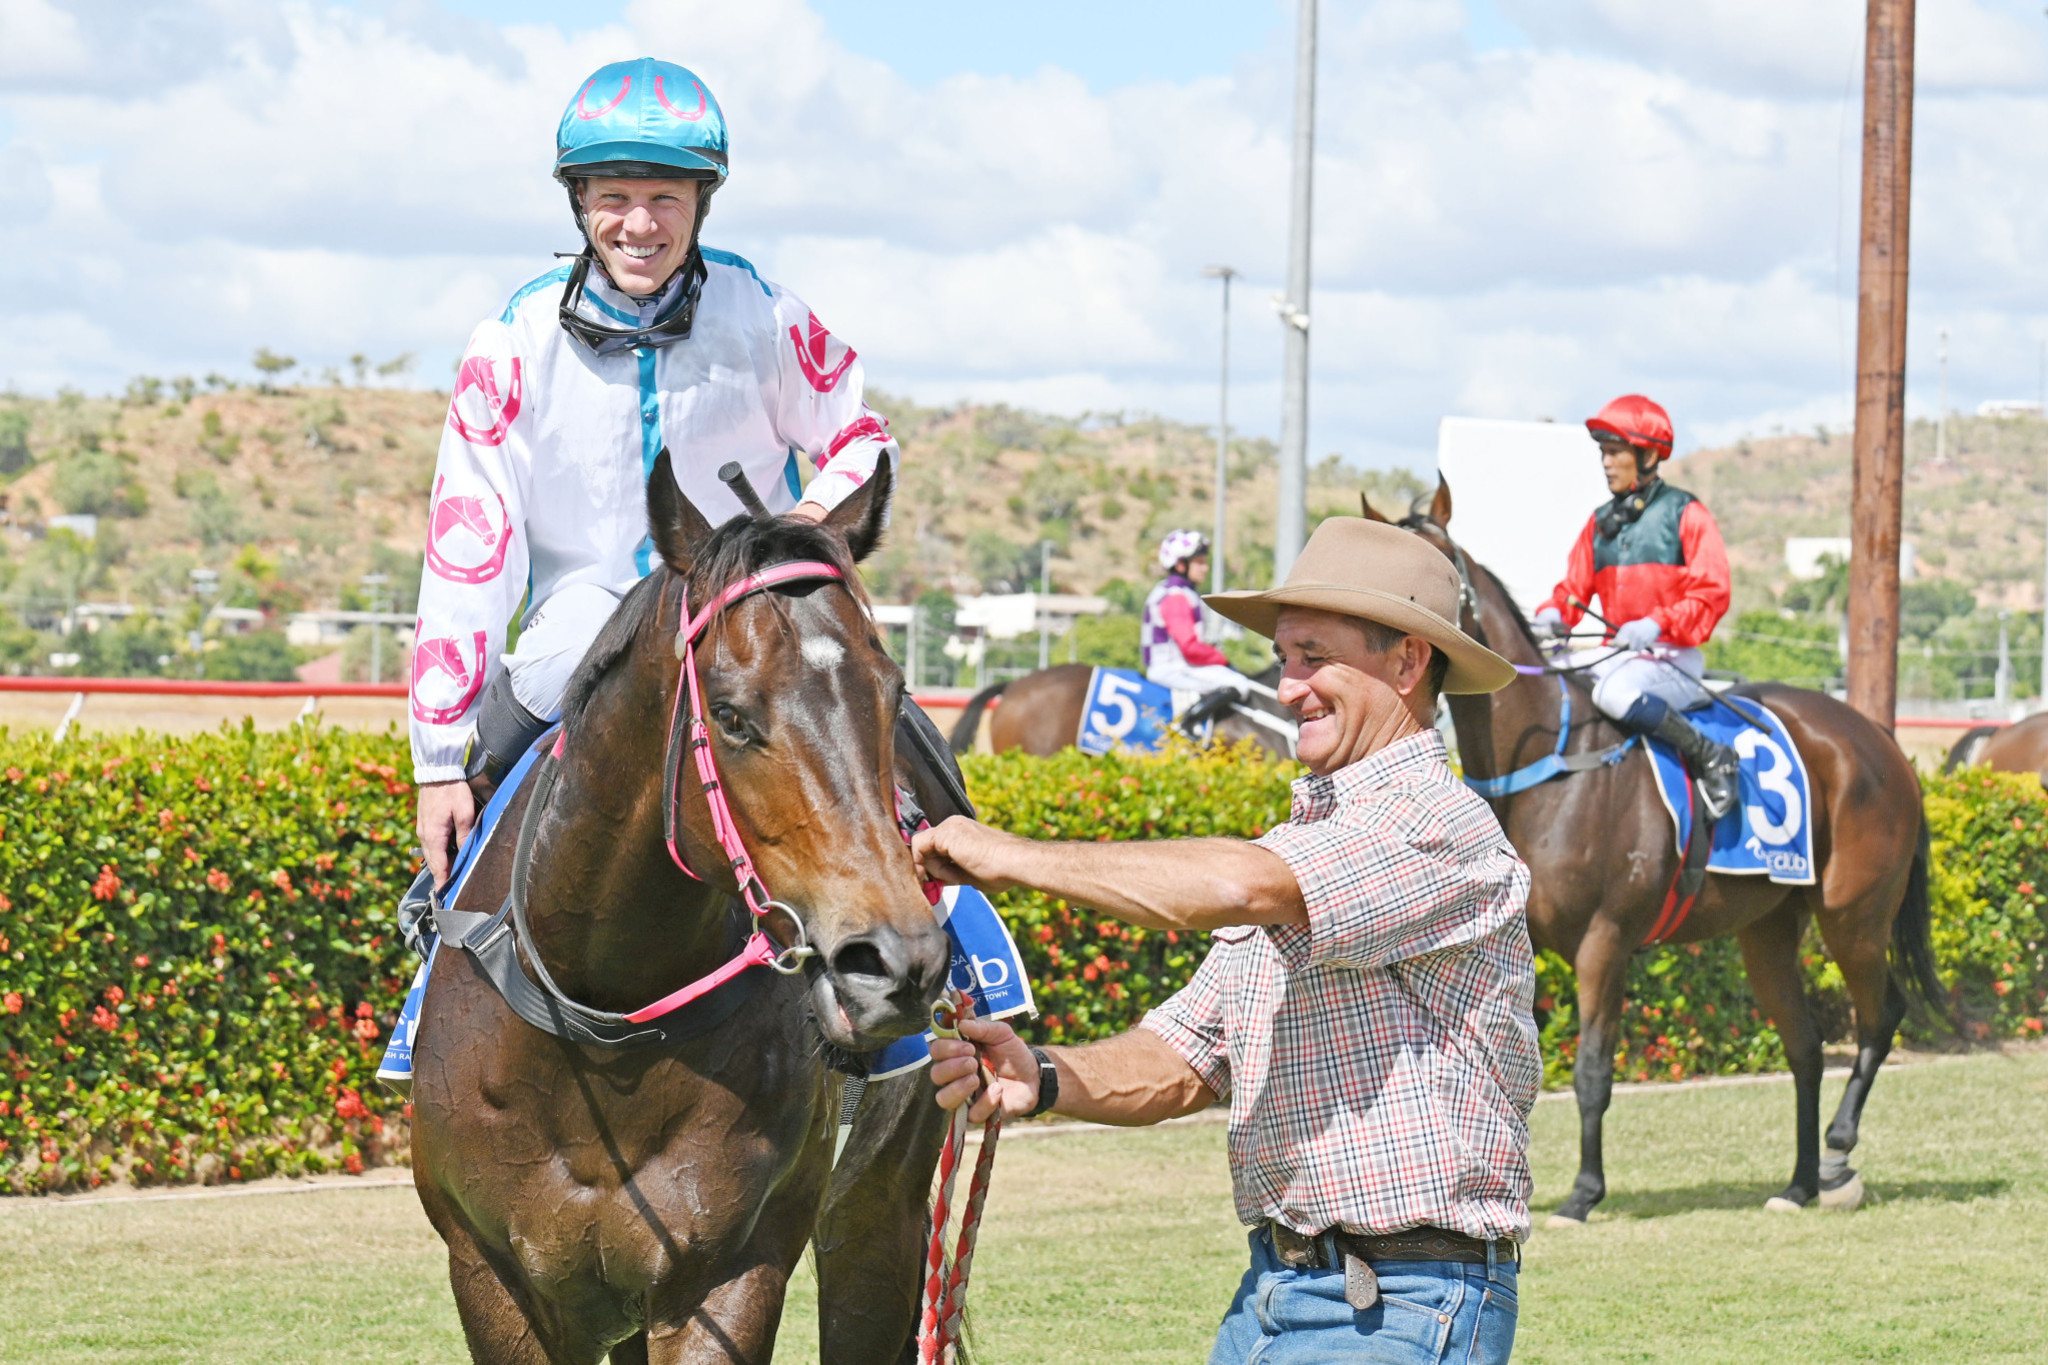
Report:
1,0,2043,471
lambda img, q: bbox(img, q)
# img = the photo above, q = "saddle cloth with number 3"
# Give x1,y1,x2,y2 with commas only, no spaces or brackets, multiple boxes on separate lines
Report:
1646,693,1816,885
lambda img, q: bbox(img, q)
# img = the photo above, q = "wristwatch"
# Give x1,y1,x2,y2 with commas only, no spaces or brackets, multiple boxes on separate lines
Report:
1024,1046,1059,1118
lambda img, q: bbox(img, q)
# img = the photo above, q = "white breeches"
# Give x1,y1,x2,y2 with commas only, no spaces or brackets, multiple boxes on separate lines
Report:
1576,646,1707,720
503,582,623,721
1145,660,1248,698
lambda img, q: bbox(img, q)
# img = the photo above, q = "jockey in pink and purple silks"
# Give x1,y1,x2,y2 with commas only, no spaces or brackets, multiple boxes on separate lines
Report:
1142,530,1250,702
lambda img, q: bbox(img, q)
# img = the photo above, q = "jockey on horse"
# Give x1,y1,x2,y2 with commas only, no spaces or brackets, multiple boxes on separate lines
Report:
398,57,905,948
1532,394,1740,820
1143,530,1253,730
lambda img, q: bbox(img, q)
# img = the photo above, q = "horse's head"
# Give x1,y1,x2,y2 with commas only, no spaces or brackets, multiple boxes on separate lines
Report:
1360,476,1542,668
636,453,951,1051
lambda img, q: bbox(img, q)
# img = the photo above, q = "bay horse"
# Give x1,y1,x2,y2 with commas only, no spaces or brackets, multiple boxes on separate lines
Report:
1945,714,2048,780
410,453,960,1363
946,662,1295,757
1368,481,1949,1224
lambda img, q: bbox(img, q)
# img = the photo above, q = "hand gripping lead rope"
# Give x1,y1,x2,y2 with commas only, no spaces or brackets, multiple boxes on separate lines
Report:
916,988,1002,1365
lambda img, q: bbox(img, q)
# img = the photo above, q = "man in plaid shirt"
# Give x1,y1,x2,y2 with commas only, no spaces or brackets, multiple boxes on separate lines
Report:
916,516,1538,1363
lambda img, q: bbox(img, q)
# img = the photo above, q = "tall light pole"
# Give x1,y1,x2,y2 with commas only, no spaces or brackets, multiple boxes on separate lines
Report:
1845,0,1916,733
361,572,390,684
1037,540,1053,671
1203,265,1237,593
1273,0,1317,584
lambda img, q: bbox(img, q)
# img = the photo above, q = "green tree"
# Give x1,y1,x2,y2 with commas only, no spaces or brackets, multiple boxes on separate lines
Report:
252,348,297,392
189,629,299,681
0,407,30,477
51,448,149,518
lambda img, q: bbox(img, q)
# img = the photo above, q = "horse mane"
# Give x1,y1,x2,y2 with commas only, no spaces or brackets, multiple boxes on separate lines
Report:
558,513,870,728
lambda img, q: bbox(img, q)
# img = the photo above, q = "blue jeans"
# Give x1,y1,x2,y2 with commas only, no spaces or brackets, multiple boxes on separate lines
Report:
1208,1227,1519,1364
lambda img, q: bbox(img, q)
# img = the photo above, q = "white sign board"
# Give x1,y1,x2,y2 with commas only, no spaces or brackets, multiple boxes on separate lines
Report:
1433,417,1612,619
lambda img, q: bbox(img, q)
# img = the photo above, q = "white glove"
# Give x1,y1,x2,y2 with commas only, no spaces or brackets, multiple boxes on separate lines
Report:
1614,618,1662,651
1531,607,1564,639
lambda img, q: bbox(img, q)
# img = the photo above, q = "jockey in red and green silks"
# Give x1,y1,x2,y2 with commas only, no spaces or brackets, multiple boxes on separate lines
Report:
1533,394,1741,820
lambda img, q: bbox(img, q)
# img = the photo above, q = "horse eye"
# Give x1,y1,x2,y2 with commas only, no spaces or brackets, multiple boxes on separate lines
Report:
710,704,748,742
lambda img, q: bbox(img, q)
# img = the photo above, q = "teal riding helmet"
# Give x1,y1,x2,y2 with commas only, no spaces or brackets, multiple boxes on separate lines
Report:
554,57,729,184
552,58,730,348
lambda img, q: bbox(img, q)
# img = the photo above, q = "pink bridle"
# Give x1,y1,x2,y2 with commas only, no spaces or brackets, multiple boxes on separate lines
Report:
620,558,848,1025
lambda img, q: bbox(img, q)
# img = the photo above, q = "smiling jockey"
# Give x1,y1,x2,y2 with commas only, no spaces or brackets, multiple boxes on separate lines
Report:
403,58,899,917
1533,395,1740,820
1143,530,1250,708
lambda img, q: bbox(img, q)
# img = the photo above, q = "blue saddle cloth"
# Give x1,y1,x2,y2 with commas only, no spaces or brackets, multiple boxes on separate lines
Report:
868,884,1036,1079
376,733,555,1084
1647,694,1816,885
1076,667,1177,755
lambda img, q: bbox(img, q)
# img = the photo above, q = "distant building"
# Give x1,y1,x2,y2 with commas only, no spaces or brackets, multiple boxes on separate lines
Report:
47,514,98,541
1784,536,1916,582
284,609,413,648
1977,400,2044,420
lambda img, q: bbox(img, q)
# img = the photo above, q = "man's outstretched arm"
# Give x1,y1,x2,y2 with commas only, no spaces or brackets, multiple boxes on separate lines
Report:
911,816,1305,932
930,1016,1215,1126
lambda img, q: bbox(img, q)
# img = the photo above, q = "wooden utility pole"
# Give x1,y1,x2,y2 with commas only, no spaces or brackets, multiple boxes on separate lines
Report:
1846,0,1916,731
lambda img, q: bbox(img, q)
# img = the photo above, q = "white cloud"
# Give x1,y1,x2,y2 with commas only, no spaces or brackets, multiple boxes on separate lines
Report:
0,0,2044,475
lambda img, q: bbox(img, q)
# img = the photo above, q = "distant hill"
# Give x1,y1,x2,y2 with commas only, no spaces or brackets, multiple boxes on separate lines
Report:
1671,412,2048,616
3,377,2038,671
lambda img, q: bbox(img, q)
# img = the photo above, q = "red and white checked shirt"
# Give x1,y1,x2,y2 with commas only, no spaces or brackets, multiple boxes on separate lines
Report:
1142,727,1539,1242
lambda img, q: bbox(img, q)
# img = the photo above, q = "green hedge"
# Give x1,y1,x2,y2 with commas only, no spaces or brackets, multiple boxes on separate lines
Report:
0,725,415,1193
1,731,2042,1193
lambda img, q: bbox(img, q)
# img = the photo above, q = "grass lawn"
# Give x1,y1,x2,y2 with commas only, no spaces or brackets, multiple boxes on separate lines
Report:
2,1050,2043,1363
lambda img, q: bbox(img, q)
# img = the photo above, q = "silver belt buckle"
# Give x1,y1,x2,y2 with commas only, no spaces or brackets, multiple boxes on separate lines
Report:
1343,1252,1380,1311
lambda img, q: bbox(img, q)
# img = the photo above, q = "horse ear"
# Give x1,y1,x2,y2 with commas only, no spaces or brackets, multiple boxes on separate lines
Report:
1358,492,1392,524
1430,476,1453,528
647,448,715,575
821,457,893,563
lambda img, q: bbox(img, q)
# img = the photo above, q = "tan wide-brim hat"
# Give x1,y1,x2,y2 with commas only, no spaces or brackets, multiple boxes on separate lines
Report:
1206,517,1517,694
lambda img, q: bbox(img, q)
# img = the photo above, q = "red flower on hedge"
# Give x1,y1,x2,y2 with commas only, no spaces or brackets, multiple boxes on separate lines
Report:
105,985,124,1006
2,993,20,1014
91,865,121,901
204,870,230,893
91,1006,118,1031
335,1088,369,1120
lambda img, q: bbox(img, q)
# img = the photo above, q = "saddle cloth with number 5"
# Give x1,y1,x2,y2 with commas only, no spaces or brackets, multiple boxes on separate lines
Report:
1646,693,1816,885
1076,667,1179,755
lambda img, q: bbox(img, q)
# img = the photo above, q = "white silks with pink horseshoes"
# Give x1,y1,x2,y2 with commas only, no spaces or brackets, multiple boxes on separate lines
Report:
410,247,899,786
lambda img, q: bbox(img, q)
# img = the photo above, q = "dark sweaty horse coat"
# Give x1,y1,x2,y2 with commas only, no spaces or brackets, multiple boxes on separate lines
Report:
1372,482,1948,1223
411,455,959,1364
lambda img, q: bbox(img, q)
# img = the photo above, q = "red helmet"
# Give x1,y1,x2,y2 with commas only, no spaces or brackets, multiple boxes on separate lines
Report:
1586,394,1673,458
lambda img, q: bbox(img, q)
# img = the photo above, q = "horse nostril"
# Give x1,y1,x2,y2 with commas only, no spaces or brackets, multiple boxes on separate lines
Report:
831,938,891,983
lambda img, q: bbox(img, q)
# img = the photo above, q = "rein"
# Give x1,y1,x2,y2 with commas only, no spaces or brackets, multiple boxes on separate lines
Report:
1389,512,1636,801
438,556,853,1048
628,557,849,1021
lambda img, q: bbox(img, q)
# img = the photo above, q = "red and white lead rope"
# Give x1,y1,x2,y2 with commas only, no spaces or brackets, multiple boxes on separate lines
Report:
916,989,1002,1365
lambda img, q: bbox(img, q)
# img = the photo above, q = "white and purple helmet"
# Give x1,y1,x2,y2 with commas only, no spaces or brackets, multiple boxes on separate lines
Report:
1157,529,1209,572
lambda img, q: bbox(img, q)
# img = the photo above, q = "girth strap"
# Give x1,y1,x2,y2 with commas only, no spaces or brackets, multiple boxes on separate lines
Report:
439,751,766,1049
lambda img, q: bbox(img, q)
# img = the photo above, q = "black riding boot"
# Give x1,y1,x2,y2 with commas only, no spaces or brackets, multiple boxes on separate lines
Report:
1621,694,1740,824
1179,687,1241,737
461,669,554,800
399,672,554,956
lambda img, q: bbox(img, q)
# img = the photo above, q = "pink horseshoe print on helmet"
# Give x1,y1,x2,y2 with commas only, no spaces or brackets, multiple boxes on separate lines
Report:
447,354,523,447
653,75,707,121
573,74,631,121
425,476,512,586
410,629,489,726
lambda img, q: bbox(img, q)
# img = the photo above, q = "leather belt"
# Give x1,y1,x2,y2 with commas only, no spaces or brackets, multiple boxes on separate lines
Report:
1267,1221,1519,1270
